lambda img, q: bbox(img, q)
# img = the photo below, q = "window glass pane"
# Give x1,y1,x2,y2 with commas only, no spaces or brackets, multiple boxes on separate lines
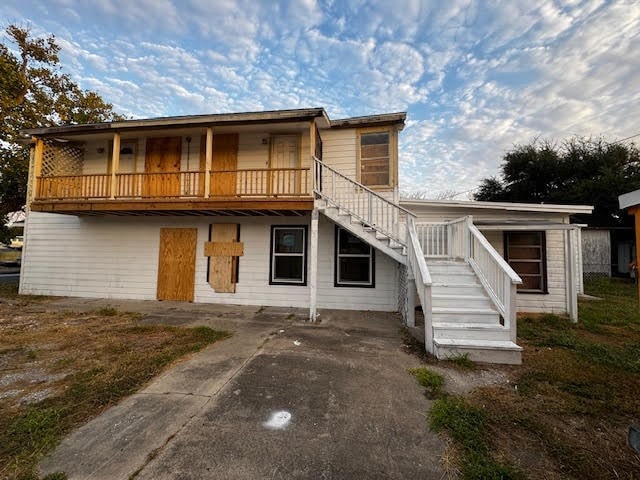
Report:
508,232,542,246
275,257,303,281
339,229,371,255
339,257,370,282
519,276,542,291
361,133,389,145
274,229,303,254
360,132,390,186
508,246,542,260
510,262,541,275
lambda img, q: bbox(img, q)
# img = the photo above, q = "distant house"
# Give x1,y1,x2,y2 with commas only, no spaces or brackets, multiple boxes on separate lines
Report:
19,108,592,364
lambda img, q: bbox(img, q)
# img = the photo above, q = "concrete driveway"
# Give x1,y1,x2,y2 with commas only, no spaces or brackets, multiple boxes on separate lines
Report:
39,300,444,479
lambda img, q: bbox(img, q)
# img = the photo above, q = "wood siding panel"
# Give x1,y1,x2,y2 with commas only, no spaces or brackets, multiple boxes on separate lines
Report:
157,228,197,301
21,212,399,311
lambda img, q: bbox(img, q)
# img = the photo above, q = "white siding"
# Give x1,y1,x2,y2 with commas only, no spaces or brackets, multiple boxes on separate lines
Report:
482,229,567,314
21,212,398,312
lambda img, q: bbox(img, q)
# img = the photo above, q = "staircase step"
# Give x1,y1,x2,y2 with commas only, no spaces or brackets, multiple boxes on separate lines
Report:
432,294,492,309
433,338,522,365
433,322,511,341
432,307,501,324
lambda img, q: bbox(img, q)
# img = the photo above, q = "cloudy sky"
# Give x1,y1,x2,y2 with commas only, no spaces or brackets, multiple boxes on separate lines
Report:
3,0,639,197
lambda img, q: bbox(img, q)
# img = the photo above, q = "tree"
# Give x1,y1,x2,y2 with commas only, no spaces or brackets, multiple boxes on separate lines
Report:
0,25,122,242
474,137,640,226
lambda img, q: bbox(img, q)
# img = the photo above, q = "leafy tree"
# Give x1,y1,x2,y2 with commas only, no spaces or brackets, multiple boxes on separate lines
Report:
474,137,640,226
0,25,122,242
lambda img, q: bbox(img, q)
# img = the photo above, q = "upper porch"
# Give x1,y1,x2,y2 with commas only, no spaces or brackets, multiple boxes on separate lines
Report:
26,109,328,215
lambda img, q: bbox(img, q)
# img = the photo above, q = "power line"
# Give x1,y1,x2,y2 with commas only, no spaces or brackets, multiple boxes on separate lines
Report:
611,132,640,145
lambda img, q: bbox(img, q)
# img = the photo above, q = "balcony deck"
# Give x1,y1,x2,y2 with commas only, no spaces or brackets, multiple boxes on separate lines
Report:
31,168,314,216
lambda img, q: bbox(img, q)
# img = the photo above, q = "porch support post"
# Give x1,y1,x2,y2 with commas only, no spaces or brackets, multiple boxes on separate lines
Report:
204,127,213,198
309,208,319,321
565,228,578,322
32,138,44,201
110,132,120,199
308,120,315,196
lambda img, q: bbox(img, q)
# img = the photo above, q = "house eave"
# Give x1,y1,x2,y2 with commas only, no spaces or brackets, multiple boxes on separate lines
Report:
21,108,330,138
329,112,406,130
400,198,594,215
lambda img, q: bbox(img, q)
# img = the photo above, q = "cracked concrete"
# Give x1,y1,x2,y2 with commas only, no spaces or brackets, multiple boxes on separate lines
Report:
38,300,444,479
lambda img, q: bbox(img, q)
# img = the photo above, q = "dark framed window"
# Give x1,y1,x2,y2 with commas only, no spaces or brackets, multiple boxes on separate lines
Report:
359,131,390,186
504,231,547,293
270,225,307,285
335,227,375,287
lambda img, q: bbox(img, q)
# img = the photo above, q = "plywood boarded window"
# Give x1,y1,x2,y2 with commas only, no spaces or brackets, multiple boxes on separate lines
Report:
505,231,547,293
270,225,307,285
359,131,390,186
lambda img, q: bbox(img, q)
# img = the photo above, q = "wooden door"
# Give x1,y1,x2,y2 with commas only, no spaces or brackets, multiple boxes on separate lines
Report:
210,134,238,196
144,137,182,197
270,135,299,195
157,228,197,301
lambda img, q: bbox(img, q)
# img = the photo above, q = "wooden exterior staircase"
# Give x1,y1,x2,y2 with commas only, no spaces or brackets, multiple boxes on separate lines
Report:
312,157,523,364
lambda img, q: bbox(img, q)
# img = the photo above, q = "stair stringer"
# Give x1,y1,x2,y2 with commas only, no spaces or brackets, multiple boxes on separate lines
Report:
319,205,407,265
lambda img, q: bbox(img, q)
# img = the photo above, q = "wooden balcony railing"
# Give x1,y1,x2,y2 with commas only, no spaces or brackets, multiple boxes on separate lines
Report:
35,168,311,201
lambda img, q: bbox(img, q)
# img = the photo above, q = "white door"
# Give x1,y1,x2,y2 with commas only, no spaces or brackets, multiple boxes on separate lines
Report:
270,135,299,195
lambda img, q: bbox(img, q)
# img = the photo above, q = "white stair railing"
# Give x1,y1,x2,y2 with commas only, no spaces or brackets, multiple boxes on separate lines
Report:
467,224,522,333
407,216,434,353
416,216,522,336
313,156,414,247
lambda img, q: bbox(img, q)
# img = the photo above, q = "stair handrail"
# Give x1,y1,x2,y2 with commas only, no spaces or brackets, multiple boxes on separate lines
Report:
466,221,522,335
407,216,434,353
312,156,415,246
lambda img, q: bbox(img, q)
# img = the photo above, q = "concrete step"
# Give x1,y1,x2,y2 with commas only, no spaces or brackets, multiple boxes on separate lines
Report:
433,338,522,365
432,294,492,309
432,307,501,324
432,322,511,341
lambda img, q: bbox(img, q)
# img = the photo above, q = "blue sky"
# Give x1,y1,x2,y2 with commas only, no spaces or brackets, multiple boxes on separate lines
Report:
3,0,639,197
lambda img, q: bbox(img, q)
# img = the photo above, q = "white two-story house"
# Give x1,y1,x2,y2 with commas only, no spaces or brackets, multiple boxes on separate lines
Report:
19,108,592,364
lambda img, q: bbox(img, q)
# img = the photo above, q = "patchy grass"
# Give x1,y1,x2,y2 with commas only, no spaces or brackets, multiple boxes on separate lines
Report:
409,366,523,478
446,353,476,370
469,278,640,479
408,367,444,398
0,293,230,480
96,306,118,317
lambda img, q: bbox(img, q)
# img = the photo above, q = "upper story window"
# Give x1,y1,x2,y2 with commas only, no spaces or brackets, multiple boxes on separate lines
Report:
358,129,394,188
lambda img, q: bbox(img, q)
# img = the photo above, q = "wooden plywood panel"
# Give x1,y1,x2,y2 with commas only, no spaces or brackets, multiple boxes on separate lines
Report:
209,223,239,293
204,241,244,257
144,137,182,197
211,134,238,196
157,227,197,301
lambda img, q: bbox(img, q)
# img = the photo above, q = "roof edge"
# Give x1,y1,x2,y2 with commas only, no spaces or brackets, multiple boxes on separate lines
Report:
21,107,328,137
329,112,406,130
400,198,594,214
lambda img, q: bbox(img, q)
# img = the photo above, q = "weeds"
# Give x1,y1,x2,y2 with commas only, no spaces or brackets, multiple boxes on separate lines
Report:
96,306,117,316
447,353,475,370
0,304,230,480
408,367,444,398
